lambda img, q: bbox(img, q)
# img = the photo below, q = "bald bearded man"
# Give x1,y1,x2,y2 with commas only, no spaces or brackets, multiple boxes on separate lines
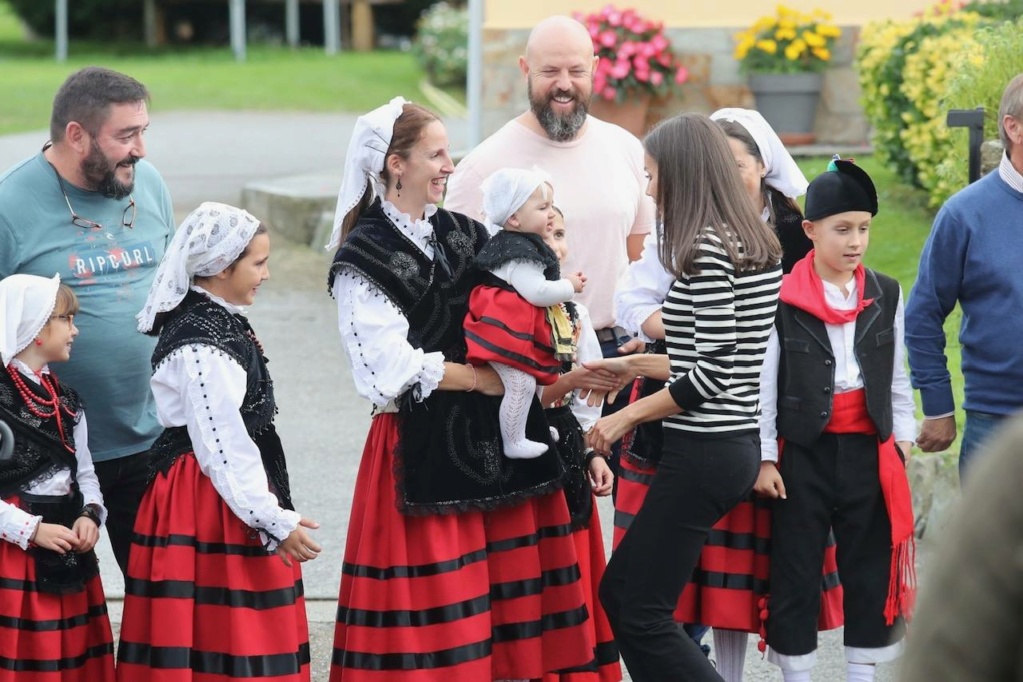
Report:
446,15,654,354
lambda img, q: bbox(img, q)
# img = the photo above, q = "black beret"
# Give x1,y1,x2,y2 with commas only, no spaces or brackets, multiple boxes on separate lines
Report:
804,159,878,221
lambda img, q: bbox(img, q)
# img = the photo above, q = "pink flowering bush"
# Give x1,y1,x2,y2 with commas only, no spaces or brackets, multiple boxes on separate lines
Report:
574,5,690,103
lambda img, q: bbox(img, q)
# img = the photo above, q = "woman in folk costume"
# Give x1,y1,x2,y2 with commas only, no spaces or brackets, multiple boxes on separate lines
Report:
538,206,620,682
326,97,596,682
117,203,319,682
464,167,585,459
608,108,834,682
0,273,114,682
756,159,916,682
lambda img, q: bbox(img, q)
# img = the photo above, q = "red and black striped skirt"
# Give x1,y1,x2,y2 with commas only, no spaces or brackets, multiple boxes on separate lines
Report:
542,501,621,682
464,286,561,384
613,454,843,634
116,454,310,682
0,513,114,682
330,414,595,681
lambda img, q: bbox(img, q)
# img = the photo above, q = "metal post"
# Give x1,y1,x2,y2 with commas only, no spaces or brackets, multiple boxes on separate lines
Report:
229,0,247,62
55,0,68,62
323,0,340,55
143,0,157,48
285,0,299,47
947,107,986,184
467,0,484,148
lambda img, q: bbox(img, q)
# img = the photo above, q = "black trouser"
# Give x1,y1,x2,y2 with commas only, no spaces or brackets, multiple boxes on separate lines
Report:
767,433,905,655
93,450,150,578
599,429,760,681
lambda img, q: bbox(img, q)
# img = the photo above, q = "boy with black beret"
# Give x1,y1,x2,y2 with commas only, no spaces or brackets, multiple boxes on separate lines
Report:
753,159,917,682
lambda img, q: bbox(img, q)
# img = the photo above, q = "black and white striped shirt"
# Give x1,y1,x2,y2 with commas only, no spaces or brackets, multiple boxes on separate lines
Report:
662,229,781,434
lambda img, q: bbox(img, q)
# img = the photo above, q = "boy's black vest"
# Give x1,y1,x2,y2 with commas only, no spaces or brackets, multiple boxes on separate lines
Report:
776,268,899,448
328,200,566,514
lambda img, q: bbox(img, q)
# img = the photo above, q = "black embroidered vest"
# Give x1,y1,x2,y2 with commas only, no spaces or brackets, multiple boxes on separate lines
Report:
775,269,900,448
0,370,80,497
473,230,561,280
329,202,567,514
147,290,293,510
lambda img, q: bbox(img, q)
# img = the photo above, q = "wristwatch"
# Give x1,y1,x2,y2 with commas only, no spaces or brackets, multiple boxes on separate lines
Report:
78,503,102,527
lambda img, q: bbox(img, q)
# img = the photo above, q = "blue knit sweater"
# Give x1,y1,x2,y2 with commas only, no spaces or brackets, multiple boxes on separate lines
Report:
906,169,1023,416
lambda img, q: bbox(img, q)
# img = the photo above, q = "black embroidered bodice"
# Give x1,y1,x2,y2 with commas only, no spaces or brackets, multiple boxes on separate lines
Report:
147,290,293,510
0,370,80,497
328,202,568,514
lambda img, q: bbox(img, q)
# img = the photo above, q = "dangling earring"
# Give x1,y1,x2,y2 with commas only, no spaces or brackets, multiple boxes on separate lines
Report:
396,177,403,197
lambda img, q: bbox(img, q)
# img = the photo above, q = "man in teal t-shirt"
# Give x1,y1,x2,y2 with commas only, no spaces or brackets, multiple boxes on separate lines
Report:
0,67,174,576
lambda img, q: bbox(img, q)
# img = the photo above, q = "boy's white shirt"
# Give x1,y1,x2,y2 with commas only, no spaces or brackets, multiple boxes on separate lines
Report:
758,279,917,462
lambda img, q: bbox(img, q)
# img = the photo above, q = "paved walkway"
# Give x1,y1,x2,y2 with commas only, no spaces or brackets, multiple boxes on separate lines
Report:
1,112,899,681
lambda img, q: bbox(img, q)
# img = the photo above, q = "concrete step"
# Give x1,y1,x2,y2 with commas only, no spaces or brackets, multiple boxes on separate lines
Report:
242,172,341,247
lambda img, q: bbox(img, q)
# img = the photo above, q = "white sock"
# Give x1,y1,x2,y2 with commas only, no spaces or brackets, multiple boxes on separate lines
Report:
782,671,812,682
712,628,748,682
847,662,875,682
492,364,548,459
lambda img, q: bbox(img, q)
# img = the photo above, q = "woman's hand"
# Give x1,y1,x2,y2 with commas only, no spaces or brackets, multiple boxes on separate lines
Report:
72,516,100,553
276,517,322,567
582,356,639,405
587,454,614,496
31,522,79,554
587,409,637,455
753,462,786,499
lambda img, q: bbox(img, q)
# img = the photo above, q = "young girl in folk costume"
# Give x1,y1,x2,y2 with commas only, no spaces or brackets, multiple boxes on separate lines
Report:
586,113,783,682
0,273,114,682
538,206,620,682
118,203,320,682
327,98,596,682
756,160,916,682
464,167,585,459
609,108,837,682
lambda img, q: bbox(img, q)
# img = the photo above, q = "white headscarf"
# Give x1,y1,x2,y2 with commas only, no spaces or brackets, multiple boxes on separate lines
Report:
480,167,550,236
136,202,261,333
327,96,409,250
0,273,60,366
710,108,808,199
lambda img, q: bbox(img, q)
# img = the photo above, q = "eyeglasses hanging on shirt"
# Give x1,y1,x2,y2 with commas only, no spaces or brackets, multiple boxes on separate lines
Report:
44,152,136,230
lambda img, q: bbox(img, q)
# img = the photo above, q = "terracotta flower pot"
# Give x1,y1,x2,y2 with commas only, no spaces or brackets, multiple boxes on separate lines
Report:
588,92,653,138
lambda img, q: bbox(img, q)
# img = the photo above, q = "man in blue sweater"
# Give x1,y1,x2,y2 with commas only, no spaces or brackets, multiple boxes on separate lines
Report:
906,73,1023,480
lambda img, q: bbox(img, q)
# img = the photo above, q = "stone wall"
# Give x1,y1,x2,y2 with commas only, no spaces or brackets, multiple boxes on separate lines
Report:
481,25,868,144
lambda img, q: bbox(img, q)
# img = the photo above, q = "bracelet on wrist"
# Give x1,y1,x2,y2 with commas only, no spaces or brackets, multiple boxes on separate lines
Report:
585,450,608,465
78,504,101,527
465,363,478,392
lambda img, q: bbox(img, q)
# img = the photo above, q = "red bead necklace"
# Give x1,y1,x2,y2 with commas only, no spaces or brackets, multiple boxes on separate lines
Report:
5,364,76,453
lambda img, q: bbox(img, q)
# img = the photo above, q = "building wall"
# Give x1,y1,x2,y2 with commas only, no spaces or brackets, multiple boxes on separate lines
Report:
480,1,932,142
485,0,936,28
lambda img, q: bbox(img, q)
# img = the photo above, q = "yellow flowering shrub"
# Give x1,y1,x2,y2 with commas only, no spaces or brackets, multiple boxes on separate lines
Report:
856,4,987,205
734,5,841,73
937,18,1023,199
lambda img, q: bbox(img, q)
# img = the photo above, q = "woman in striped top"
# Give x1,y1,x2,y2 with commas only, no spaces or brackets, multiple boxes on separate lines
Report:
587,113,782,681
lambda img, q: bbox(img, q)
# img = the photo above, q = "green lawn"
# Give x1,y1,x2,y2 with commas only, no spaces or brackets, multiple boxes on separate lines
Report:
0,2,429,134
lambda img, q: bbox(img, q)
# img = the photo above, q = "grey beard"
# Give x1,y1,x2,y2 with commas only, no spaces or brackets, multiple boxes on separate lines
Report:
532,99,588,142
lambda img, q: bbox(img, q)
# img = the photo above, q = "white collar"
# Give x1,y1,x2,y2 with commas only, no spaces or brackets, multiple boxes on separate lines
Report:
998,152,1023,193
190,285,247,315
381,200,437,240
8,358,49,385
822,277,858,308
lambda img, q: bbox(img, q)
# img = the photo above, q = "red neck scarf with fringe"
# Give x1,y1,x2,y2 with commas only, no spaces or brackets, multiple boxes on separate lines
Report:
780,250,874,324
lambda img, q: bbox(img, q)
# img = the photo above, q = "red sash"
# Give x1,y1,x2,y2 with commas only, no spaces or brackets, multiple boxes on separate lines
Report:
824,389,916,624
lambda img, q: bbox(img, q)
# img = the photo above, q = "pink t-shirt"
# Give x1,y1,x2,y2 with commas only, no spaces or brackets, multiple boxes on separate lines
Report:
445,116,655,330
